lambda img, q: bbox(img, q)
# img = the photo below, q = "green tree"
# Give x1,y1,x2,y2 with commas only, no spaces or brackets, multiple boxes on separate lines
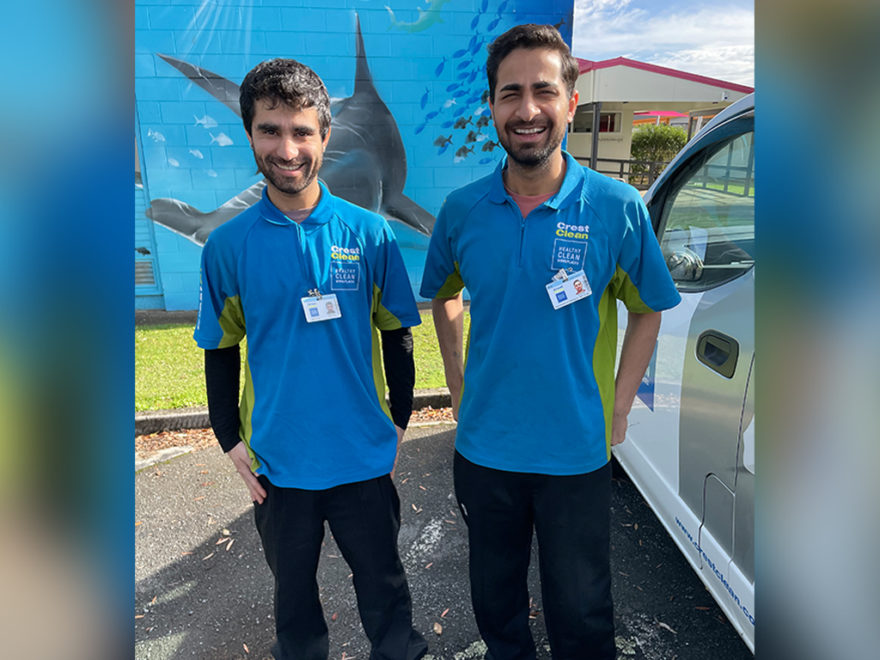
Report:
630,123,688,184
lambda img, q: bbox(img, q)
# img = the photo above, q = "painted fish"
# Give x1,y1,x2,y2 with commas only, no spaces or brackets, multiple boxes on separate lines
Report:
193,114,218,129
209,132,233,146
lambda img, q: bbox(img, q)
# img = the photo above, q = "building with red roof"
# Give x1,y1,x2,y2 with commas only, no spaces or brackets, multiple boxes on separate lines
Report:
569,57,753,182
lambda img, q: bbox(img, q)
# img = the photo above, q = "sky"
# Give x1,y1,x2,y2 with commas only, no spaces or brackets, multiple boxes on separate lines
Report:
571,0,754,87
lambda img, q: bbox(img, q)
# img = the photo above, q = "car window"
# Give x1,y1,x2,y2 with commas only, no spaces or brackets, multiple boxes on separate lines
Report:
659,131,754,292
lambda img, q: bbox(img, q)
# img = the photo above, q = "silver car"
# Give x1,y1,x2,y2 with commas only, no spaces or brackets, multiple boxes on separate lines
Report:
614,93,755,652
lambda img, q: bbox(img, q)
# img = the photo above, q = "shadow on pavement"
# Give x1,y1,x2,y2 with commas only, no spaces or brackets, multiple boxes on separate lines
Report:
136,424,750,660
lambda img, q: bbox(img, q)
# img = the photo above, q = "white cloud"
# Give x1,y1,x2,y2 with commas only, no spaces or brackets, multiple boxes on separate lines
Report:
572,2,754,86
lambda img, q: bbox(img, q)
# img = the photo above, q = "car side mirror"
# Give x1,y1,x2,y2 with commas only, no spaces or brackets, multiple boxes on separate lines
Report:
665,247,704,281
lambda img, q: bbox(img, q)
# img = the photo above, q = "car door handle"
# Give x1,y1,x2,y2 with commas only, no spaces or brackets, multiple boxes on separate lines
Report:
696,330,739,379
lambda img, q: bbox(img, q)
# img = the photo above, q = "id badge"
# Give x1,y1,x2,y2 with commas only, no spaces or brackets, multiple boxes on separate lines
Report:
301,293,342,322
545,269,591,310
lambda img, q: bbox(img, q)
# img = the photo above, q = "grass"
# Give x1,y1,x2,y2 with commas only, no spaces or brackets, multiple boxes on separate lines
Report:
135,309,470,412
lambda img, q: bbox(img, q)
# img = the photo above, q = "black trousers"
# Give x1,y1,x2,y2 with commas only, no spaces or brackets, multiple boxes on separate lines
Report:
454,452,615,660
254,474,428,660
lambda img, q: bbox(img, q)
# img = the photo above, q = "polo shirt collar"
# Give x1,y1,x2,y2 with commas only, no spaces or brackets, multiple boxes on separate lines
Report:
487,151,585,210
258,180,335,226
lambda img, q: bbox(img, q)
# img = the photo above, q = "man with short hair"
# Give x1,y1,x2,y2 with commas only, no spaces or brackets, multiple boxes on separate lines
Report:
421,25,681,659
194,58,428,660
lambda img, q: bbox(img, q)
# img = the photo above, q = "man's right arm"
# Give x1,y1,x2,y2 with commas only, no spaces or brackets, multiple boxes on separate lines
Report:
431,292,465,420
205,346,266,503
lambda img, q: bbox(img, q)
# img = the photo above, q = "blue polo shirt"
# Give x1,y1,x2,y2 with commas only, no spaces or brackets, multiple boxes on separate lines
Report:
420,152,680,475
194,183,421,489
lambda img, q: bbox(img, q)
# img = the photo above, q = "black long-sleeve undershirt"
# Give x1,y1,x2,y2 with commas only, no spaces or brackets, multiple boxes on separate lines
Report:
204,327,416,453
380,327,415,430
204,344,241,453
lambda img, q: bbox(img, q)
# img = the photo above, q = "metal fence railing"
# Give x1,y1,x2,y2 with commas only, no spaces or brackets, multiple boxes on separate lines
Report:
573,157,670,190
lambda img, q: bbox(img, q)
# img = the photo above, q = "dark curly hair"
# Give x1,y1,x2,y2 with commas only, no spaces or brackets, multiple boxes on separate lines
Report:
239,58,331,139
486,24,579,103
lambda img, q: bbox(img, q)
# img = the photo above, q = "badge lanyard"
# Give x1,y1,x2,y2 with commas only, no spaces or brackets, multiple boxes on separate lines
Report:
294,224,342,323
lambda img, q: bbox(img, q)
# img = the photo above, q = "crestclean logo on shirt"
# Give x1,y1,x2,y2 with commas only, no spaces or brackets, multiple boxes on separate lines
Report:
556,222,590,240
330,245,361,261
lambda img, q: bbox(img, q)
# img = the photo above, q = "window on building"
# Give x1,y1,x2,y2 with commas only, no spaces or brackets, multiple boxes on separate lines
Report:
571,108,621,133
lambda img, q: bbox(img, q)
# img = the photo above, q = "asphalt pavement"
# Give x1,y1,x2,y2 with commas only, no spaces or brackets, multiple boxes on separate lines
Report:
135,423,751,660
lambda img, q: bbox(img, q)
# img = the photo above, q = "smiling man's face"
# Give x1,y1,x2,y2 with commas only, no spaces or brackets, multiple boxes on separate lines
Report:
490,47,577,169
247,98,330,209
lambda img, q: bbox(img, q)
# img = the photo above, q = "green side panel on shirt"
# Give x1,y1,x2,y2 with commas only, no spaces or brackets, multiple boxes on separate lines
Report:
372,282,403,332
435,262,464,298
609,266,654,313
218,295,246,348
593,266,657,457
371,284,393,420
239,347,260,472
593,284,619,460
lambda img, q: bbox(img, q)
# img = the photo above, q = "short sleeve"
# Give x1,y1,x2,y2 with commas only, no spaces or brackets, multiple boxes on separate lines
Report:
612,194,681,313
372,222,421,331
419,201,464,299
193,236,246,349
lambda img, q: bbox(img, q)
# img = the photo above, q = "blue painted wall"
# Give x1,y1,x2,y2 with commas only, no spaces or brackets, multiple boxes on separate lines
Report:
135,0,574,310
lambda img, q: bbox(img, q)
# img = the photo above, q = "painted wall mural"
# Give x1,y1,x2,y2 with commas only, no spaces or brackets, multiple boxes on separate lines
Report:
135,0,574,309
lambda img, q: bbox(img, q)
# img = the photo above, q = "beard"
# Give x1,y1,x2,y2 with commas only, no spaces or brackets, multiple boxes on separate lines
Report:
253,150,322,197
497,118,566,168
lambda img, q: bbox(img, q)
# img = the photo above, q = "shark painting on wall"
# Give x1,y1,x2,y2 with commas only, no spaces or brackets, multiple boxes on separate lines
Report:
147,16,435,247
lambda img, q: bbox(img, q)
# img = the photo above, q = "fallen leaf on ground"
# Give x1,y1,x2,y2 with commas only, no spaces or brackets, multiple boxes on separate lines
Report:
441,608,449,618
202,552,215,560
243,642,249,653
135,614,145,619
331,612,338,621
226,538,234,551
425,562,433,569
657,621,677,634
135,521,143,527
433,622,443,635
222,528,230,535
216,537,228,545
